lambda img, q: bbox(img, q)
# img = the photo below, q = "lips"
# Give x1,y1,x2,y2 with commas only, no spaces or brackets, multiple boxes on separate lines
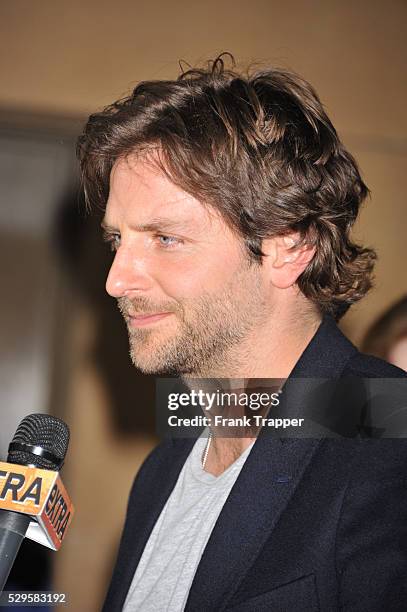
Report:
127,312,173,327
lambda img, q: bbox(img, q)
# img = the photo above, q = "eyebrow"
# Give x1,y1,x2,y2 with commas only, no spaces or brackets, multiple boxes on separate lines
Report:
101,217,198,234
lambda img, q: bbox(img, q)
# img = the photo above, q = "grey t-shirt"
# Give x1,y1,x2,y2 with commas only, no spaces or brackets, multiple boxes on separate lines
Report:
123,432,254,611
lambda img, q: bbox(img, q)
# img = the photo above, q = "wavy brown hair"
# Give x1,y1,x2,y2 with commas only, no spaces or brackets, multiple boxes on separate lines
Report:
77,53,376,320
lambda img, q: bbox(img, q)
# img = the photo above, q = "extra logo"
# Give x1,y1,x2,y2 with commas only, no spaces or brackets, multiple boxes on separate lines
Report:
0,461,74,550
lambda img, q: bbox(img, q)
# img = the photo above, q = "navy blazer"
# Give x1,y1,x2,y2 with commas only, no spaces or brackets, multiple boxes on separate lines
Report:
103,316,407,611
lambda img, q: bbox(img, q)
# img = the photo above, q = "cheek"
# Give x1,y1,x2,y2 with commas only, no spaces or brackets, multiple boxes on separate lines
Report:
154,246,245,298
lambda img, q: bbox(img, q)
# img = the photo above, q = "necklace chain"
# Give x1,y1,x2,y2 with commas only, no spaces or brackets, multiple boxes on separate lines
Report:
201,430,213,469
200,386,282,469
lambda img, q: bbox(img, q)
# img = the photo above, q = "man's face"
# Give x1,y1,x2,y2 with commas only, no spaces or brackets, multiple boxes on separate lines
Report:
103,154,271,375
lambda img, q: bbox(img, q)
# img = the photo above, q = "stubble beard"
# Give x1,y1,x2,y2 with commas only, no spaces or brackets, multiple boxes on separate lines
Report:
118,261,268,376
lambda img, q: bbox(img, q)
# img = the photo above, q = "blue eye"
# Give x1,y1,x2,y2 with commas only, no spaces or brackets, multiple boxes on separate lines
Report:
111,235,121,251
157,235,179,247
102,231,121,252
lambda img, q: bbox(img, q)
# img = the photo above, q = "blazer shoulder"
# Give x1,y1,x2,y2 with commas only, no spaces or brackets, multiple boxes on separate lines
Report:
128,436,195,500
132,438,173,478
344,351,407,378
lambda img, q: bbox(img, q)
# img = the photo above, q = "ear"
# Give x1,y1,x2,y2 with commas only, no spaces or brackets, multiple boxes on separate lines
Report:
262,233,315,289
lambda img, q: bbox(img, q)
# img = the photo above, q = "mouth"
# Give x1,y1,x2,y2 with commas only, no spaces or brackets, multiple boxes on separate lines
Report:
127,312,173,328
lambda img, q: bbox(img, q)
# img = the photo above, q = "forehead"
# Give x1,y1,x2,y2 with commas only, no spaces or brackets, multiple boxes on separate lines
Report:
105,154,216,228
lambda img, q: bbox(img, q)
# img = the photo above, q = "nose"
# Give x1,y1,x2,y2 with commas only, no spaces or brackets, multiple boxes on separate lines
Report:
105,247,152,298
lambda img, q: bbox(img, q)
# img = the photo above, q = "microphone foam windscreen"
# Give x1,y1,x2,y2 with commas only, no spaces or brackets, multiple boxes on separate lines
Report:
7,413,70,470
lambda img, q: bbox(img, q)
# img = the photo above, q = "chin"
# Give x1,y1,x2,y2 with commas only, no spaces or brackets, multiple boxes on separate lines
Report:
129,348,177,375
128,327,201,375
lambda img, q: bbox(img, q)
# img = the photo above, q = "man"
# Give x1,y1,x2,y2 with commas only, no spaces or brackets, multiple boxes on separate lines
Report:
77,55,407,611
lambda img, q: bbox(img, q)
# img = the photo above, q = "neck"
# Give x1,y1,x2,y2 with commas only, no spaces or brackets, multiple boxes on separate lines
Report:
184,304,322,476
187,301,322,379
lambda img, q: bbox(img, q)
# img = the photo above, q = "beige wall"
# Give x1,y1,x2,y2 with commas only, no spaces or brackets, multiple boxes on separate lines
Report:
1,0,405,342
1,1,406,610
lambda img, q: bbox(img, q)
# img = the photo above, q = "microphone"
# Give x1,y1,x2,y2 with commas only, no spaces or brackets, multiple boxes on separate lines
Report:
0,414,73,591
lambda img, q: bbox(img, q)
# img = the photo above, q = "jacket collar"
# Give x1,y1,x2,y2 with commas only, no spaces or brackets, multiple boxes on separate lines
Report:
185,315,358,610
289,314,357,378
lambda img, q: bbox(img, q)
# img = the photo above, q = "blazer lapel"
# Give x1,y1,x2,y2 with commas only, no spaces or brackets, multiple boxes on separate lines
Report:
186,316,358,610
185,435,322,611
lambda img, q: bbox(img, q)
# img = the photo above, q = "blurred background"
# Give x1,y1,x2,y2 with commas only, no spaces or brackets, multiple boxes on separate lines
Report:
0,1,406,610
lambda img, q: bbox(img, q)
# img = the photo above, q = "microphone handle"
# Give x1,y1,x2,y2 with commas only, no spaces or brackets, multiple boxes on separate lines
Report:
0,511,31,591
